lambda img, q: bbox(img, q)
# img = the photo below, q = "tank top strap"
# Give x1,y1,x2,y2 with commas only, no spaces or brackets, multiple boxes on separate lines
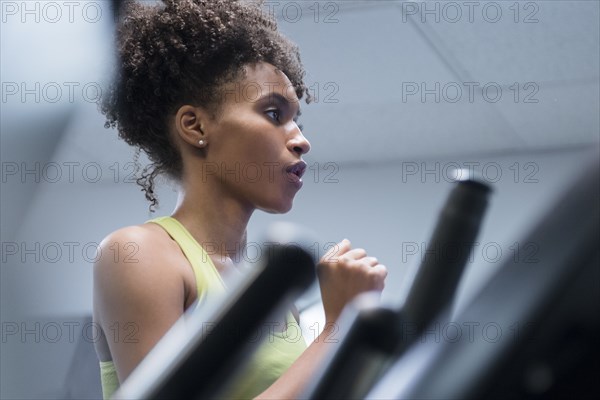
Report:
146,216,227,306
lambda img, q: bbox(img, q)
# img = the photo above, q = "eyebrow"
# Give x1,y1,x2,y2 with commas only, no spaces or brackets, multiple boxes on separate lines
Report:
259,92,302,119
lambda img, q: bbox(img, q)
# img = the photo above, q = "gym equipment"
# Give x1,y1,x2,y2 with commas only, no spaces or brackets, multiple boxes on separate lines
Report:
301,172,492,399
367,155,599,399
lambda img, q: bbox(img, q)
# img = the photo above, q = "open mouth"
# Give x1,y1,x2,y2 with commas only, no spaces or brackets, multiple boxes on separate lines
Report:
286,161,307,180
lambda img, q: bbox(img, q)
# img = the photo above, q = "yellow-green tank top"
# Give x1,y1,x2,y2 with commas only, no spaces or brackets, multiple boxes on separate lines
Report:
99,216,307,399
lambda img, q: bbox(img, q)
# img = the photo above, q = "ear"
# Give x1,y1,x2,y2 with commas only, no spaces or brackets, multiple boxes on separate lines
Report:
173,105,210,148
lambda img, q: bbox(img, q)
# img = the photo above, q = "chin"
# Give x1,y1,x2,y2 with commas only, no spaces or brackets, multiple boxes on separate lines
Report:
259,198,294,214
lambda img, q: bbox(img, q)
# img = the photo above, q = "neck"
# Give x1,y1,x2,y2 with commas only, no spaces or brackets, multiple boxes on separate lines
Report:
171,176,253,268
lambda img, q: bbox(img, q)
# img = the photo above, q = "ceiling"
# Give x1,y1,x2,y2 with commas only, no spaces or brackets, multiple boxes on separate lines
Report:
4,1,598,164
1,0,599,235
276,0,599,164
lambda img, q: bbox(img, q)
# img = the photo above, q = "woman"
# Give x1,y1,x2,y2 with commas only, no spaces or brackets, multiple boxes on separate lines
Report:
93,1,387,398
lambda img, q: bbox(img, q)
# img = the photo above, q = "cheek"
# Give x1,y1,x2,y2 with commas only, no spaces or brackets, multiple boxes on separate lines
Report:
230,143,280,176
237,131,283,164
212,116,286,178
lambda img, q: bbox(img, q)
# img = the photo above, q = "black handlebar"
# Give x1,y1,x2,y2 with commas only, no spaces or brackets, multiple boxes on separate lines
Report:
302,176,492,399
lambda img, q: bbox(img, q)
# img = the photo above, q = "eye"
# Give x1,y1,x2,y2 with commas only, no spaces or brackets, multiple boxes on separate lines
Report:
265,109,281,122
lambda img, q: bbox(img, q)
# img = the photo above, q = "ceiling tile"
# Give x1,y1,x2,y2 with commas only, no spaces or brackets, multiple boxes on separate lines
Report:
410,0,600,83
494,80,600,147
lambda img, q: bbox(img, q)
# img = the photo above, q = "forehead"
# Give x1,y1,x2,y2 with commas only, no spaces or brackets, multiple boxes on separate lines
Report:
222,62,299,106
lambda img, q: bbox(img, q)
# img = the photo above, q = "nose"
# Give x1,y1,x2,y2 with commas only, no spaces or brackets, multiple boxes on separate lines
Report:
288,128,311,156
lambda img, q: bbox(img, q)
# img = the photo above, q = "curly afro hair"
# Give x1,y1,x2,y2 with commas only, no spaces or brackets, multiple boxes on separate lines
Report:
101,0,310,211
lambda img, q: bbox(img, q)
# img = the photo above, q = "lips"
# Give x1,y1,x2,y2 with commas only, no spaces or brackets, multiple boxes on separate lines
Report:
286,161,307,179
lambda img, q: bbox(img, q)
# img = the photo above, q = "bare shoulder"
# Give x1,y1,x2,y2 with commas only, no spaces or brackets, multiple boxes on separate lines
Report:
97,223,173,265
92,223,193,380
94,220,191,280
93,223,192,326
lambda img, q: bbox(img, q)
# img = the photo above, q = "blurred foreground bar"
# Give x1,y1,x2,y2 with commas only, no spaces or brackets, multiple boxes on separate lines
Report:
114,235,316,400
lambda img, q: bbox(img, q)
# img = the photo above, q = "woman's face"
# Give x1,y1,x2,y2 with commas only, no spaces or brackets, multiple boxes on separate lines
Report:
202,62,311,213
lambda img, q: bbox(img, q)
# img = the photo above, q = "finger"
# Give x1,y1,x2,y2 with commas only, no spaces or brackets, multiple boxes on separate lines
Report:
368,264,388,290
370,264,388,277
322,239,351,261
362,256,379,267
337,239,352,255
343,248,367,260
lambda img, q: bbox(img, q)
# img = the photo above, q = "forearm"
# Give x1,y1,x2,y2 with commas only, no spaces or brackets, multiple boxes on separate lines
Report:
256,239,387,399
255,323,338,400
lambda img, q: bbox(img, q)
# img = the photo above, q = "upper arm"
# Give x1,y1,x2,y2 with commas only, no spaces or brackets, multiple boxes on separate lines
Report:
93,226,186,383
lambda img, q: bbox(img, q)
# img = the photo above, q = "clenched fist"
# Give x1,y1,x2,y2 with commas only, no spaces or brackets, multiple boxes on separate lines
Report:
317,239,388,323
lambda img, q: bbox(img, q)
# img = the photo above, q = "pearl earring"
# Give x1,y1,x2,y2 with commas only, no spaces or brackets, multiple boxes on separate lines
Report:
198,139,205,146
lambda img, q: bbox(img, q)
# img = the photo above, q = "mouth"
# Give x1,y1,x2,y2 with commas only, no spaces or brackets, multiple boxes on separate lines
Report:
285,161,307,189
286,161,307,180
